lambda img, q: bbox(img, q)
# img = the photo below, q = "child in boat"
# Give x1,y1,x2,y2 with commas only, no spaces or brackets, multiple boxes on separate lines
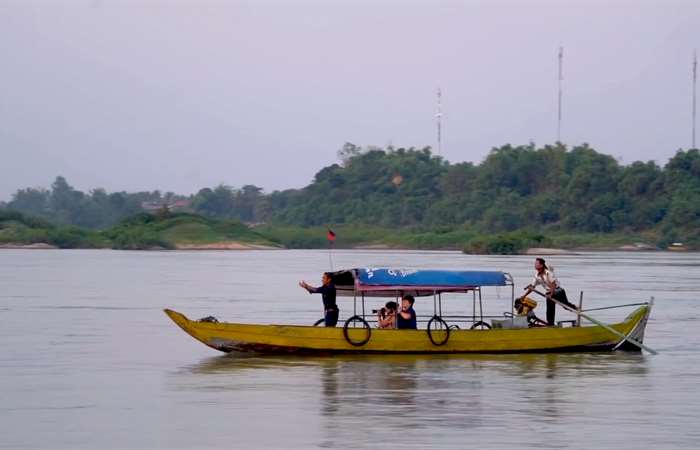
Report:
377,301,398,328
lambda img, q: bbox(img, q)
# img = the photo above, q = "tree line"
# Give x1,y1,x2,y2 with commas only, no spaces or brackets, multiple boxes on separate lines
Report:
3,143,699,246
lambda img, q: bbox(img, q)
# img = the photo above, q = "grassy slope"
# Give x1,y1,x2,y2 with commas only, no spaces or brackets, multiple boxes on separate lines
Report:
0,211,278,249
0,212,109,248
156,215,278,246
105,213,280,249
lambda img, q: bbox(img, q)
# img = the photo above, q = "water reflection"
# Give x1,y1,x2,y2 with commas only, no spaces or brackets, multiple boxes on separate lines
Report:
183,352,648,377
175,351,650,447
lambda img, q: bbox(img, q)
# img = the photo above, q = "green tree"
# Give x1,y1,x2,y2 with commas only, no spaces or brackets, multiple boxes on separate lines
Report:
192,185,234,218
7,188,50,218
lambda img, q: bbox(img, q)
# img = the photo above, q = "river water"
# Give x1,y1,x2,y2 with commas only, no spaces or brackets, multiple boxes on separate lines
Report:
1,249,699,449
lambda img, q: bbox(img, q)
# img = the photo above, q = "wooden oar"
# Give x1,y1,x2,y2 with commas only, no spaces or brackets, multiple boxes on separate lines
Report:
531,289,657,355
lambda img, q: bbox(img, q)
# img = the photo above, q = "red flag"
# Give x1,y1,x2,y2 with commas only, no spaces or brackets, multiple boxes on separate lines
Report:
327,229,336,242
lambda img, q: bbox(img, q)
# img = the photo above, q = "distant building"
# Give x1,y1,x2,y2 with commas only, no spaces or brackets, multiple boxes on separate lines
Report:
141,199,191,212
170,199,191,210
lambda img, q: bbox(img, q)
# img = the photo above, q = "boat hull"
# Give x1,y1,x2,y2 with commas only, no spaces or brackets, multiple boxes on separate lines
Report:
164,304,651,354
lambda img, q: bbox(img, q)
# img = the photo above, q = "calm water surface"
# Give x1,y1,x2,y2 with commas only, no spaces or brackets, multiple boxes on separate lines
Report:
1,250,699,449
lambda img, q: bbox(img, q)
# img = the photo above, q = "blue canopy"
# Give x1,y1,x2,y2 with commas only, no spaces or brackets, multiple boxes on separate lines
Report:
332,268,512,297
358,268,508,287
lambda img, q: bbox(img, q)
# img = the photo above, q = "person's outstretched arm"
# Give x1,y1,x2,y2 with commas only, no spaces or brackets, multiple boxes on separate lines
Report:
299,281,317,293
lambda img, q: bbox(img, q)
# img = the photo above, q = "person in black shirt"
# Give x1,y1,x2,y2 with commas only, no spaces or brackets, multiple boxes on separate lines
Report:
397,295,417,329
299,272,339,327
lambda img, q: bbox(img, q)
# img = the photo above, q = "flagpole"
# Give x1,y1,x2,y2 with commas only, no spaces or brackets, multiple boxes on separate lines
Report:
327,229,336,270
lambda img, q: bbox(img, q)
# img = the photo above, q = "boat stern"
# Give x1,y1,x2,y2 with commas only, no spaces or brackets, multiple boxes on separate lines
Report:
615,300,653,352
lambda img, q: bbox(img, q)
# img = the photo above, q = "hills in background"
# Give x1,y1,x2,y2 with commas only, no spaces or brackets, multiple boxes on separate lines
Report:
0,209,278,250
1,142,699,250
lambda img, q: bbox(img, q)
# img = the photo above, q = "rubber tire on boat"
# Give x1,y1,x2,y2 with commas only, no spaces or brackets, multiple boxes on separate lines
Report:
427,315,450,346
470,321,492,330
313,318,325,326
343,315,372,347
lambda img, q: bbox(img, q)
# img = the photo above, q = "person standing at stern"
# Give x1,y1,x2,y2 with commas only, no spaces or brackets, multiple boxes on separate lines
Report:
521,258,577,326
299,272,339,327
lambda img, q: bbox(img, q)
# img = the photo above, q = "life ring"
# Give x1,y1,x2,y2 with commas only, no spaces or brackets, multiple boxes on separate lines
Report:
343,315,371,347
470,321,492,330
427,315,450,346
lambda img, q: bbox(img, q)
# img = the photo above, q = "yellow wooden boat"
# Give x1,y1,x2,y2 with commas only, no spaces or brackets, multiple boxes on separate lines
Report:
165,268,654,354
164,305,651,353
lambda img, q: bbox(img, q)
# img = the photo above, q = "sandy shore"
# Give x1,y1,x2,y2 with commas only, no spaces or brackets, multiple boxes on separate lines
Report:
524,247,578,255
174,242,280,250
352,244,392,250
1,241,280,250
525,243,658,254
0,243,58,249
0,242,673,252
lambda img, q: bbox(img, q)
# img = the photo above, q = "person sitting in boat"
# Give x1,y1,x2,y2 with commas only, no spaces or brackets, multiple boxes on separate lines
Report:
299,272,339,327
377,301,398,329
514,296,547,327
397,295,417,329
520,257,578,326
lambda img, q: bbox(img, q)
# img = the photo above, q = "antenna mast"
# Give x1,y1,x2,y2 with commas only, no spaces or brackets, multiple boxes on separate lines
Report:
436,88,442,156
557,46,563,143
693,49,697,149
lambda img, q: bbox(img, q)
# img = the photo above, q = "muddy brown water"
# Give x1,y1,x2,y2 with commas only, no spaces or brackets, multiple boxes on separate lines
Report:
1,249,698,449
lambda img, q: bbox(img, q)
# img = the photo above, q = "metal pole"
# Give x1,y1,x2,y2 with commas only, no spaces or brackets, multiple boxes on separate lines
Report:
353,290,357,326
361,292,366,320
577,291,583,327
478,289,484,322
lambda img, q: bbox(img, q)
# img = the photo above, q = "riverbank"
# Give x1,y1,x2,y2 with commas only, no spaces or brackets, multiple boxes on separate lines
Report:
174,242,280,250
2,210,696,253
0,211,278,250
3,243,690,253
0,243,59,249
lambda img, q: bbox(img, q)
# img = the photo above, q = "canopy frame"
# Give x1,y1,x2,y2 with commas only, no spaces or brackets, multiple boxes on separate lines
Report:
330,268,514,328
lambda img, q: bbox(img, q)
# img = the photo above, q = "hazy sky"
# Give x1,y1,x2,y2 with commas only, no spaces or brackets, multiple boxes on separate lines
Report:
1,0,699,200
